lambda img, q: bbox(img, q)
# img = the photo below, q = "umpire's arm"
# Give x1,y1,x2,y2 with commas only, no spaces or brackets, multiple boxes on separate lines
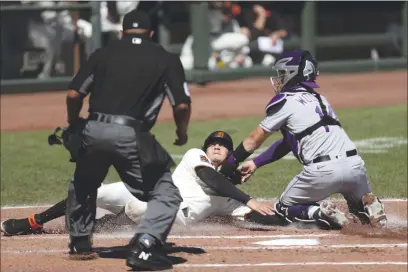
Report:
66,49,101,126
164,53,192,146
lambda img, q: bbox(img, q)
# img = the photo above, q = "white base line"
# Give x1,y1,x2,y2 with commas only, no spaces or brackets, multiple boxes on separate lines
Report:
175,262,408,268
1,198,406,210
204,243,408,250
1,233,339,240
2,244,406,254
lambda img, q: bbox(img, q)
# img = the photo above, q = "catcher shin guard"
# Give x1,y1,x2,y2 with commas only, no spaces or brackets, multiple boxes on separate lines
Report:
274,202,317,224
275,201,350,230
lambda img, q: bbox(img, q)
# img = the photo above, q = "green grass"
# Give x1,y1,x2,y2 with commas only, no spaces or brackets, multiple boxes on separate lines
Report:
1,105,407,205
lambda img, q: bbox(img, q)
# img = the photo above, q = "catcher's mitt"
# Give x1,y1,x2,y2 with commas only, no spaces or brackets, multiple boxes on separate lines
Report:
48,119,86,162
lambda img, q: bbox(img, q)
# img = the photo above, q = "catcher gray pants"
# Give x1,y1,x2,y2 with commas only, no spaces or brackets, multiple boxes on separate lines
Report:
65,120,182,243
279,155,372,208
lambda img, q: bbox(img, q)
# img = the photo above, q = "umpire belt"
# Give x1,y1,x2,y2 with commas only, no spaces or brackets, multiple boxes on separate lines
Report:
312,149,357,164
88,112,141,128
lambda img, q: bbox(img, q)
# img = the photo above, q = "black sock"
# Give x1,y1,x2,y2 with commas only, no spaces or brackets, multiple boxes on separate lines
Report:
36,199,67,224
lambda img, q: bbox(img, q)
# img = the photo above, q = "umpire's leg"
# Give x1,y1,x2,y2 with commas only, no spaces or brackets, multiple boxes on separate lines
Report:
111,131,182,243
136,171,182,242
66,150,110,254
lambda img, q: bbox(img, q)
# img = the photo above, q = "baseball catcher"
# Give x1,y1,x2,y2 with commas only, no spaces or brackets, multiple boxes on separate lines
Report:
220,49,387,230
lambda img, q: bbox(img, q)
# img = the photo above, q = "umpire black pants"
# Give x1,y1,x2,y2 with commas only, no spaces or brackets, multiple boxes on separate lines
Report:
65,118,182,243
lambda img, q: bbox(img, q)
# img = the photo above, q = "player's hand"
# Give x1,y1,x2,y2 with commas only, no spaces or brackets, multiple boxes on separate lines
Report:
174,129,188,146
246,199,275,216
239,160,257,182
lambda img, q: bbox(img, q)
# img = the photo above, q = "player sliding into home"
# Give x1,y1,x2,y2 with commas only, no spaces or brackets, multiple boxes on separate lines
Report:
2,131,276,236
221,49,387,230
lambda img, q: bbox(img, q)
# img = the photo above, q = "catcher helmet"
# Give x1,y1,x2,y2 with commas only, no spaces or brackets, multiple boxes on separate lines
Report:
270,50,319,94
202,131,233,152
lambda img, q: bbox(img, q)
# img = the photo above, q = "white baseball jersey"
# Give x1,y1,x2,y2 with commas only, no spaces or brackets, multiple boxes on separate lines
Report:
95,148,251,226
259,86,356,164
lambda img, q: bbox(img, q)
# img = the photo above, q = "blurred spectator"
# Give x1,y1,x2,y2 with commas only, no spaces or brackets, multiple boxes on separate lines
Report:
21,0,92,78
180,2,252,70
237,3,289,66
1,1,29,79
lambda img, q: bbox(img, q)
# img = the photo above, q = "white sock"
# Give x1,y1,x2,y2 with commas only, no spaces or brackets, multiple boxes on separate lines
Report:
308,206,320,219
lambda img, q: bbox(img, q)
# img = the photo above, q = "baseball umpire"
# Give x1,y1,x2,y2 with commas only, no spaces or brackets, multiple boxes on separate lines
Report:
221,49,387,230
64,9,191,270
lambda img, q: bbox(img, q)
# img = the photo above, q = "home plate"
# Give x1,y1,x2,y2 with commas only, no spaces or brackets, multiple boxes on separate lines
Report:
254,239,320,246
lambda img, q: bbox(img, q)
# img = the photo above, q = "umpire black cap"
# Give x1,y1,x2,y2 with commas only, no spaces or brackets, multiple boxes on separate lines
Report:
122,10,152,31
202,131,233,151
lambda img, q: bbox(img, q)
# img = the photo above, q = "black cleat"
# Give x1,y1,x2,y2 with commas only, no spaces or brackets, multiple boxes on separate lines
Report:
69,236,97,260
126,234,172,271
1,215,43,236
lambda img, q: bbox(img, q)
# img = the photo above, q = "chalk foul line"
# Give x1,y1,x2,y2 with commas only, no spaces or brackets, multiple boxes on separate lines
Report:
2,243,407,254
1,233,339,240
174,262,408,268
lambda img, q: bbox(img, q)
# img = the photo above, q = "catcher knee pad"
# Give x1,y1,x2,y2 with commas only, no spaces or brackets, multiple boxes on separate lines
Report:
361,193,387,227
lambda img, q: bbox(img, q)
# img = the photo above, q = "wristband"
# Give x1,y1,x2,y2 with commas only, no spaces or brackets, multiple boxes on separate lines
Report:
233,142,253,163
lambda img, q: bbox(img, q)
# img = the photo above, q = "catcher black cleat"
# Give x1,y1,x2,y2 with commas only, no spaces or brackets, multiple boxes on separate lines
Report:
1,214,43,236
126,234,173,271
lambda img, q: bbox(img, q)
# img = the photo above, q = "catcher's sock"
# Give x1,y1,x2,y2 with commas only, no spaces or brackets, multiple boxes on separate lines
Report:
36,199,67,224
308,206,320,219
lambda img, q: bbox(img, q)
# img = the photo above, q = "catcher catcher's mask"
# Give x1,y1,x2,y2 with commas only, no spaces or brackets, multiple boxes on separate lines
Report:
202,131,234,155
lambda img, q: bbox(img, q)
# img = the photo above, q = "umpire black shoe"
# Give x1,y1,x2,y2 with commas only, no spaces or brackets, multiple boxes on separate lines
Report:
126,234,173,271
69,235,97,260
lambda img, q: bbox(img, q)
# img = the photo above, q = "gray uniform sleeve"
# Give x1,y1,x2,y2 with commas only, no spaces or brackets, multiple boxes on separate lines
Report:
259,101,291,132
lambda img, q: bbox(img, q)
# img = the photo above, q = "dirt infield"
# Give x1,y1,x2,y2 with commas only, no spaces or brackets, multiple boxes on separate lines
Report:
1,70,407,271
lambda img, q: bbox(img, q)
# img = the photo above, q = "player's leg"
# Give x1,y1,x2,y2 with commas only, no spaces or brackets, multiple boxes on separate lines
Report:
112,128,181,270
274,164,350,230
341,158,387,227
96,181,140,215
1,199,66,236
66,149,111,259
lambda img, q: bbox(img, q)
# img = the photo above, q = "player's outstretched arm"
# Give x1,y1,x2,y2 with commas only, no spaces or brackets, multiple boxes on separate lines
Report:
195,166,274,215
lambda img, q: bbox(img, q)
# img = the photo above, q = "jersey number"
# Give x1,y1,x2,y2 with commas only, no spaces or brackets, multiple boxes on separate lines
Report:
315,105,338,132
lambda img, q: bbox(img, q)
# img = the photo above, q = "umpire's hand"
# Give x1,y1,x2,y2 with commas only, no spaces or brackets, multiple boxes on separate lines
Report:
174,129,188,146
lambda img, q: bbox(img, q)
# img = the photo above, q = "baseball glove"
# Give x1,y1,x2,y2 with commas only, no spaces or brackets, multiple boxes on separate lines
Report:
48,119,86,162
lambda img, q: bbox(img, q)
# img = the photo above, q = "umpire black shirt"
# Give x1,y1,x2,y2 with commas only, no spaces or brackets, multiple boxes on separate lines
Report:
69,33,191,130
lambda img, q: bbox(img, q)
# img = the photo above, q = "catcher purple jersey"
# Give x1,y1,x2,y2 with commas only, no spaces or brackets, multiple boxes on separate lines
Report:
259,86,356,164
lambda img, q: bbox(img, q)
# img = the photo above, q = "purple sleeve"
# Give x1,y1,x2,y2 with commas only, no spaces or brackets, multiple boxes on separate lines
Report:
252,138,291,168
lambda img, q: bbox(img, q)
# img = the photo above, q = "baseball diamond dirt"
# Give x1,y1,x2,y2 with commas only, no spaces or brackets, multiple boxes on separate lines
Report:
1,70,407,271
